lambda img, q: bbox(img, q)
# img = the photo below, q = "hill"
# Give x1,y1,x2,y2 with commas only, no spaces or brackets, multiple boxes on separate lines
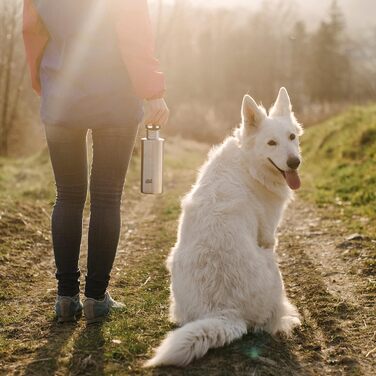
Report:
301,105,376,235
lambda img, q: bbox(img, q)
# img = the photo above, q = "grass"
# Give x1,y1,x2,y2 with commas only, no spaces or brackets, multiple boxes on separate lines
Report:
0,138,313,375
300,105,376,236
1,114,375,374
0,148,54,201
0,137,211,375
0,148,55,282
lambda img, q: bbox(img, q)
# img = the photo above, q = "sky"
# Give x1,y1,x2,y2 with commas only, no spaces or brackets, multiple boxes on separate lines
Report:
186,0,376,32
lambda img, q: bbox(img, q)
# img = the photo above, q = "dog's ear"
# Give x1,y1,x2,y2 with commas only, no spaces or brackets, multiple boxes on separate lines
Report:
241,95,266,128
269,87,292,117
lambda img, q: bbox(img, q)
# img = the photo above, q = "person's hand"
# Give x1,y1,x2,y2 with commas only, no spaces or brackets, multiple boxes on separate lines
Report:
143,98,170,127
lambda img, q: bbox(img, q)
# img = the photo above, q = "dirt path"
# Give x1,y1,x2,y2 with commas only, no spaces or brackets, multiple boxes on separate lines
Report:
152,198,375,376
0,181,158,375
278,198,375,375
0,139,375,375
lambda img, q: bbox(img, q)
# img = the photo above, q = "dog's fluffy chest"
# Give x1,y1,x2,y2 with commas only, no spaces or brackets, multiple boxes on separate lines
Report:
183,137,288,251
244,184,286,249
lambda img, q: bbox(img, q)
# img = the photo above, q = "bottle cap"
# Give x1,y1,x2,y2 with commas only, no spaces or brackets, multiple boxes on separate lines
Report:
146,124,160,140
145,124,160,130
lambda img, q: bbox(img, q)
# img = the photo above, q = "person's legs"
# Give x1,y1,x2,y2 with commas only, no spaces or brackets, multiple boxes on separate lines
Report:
85,124,139,299
44,124,88,297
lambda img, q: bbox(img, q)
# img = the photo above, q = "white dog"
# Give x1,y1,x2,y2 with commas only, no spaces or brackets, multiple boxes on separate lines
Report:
145,87,302,368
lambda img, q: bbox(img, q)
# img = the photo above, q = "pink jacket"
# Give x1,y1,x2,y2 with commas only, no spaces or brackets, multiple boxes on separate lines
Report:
22,0,165,99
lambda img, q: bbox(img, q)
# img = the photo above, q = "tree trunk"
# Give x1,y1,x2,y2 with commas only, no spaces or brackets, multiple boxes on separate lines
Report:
0,1,18,156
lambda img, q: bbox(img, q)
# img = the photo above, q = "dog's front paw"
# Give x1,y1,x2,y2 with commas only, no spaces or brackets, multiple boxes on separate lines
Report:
258,242,274,250
262,247,274,253
258,237,277,250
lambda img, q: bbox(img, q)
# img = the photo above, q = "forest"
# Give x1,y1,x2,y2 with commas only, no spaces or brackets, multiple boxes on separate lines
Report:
1,0,375,153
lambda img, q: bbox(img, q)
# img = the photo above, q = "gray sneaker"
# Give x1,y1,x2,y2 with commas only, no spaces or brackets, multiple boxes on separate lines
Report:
55,294,83,323
83,291,125,324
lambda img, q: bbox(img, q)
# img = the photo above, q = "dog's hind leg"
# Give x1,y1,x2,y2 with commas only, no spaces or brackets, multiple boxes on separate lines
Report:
264,295,301,335
168,294,180,324
168,289,188,325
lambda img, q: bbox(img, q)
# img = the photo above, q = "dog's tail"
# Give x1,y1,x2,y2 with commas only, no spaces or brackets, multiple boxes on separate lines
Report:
144,314,247,368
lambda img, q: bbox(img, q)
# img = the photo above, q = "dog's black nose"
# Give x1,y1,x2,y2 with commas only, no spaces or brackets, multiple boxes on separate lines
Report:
287,156,300,170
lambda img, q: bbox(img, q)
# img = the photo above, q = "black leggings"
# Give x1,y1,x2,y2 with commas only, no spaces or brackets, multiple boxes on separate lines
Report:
44,124,139,299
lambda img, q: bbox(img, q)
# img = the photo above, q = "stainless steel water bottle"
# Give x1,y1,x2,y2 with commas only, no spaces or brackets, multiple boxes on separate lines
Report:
141,125,164,194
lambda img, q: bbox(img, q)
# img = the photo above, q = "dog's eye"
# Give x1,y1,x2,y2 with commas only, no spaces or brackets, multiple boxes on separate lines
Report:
290,134,296,140
267,140,277,146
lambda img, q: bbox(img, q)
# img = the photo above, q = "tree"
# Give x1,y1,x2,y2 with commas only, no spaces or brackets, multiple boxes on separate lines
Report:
306,0,352,103
288,21,309,110
0,0,26,156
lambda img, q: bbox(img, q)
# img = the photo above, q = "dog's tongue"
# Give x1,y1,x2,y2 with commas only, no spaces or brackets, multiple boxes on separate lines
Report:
285,170,301,190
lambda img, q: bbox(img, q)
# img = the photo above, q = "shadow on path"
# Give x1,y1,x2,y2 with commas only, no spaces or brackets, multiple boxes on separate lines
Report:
68,322,106,376
23,319,77,376
280,239,363,375
150,331,308,376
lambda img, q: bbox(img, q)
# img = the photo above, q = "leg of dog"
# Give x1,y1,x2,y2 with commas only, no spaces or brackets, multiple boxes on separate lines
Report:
257,223,277,250
264,295,301,335
258,228,281,250
168,294,182,324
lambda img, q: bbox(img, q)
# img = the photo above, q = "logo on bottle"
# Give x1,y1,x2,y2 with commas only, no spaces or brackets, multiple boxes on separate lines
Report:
145,178,153,184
